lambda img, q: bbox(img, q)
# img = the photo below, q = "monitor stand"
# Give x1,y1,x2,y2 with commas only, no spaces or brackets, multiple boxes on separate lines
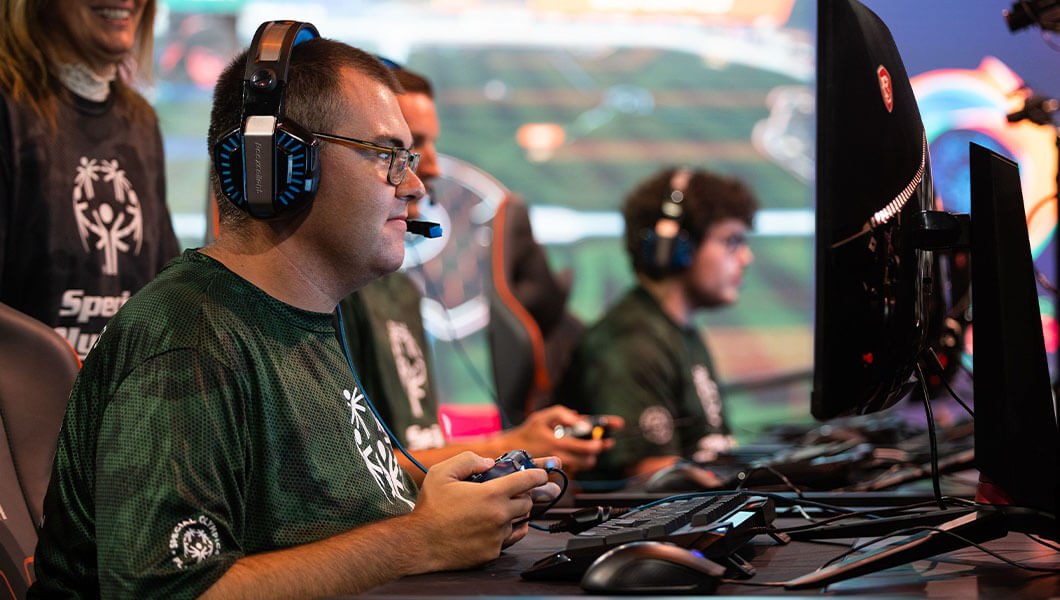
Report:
783,495,1053,590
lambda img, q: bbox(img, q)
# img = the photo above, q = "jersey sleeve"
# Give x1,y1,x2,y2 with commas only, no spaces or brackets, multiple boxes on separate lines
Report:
94,348,247,599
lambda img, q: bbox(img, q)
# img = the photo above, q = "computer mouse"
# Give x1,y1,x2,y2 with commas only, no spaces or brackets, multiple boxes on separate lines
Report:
644,462,729,493
643,463,701,493
580,540,726,595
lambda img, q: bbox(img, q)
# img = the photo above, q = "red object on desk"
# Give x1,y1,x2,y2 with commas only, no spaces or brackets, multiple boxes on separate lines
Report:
438,403,502,441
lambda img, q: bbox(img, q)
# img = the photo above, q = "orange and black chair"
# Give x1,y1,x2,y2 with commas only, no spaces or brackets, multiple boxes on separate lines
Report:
0,303,79,599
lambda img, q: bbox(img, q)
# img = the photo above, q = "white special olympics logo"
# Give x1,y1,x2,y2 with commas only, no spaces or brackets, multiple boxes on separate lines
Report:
71,156,144,276
386,319,431,419
169,515,222,569
639,405,674,445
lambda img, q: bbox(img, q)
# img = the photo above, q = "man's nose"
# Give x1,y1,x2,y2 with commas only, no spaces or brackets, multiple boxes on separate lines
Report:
407,199,422,219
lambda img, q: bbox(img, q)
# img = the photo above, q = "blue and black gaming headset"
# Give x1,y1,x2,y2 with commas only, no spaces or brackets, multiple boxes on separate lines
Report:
212,21,321,220
640,167,695,276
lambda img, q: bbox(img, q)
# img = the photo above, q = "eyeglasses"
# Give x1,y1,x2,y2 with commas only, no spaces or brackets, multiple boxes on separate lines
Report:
312,132,421,186
713,232,750,254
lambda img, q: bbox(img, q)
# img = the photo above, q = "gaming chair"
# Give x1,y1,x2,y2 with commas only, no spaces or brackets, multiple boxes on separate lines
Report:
488,196,585,425
0,303,80,598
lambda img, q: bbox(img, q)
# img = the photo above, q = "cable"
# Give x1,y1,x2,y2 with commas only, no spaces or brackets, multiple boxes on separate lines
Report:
717,578,790,588
735,464,807,497
926,347,975,418
750,496,977,537
915,361,946,511
819,523,1060,574
523,466,570,529
335,307,429,474
724,517,1060,590
1027,533,1060,552
405,242,513,428
623,489,870,521
1042,28,1060,50
543,505,631,533
740,496,977,539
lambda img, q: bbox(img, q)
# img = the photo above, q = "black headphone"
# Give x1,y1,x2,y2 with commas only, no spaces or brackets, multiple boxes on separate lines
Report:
641,167,695,276
212,21,321,220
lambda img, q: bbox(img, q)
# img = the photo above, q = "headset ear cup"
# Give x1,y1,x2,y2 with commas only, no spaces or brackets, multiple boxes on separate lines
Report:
639,166,695,276
269,120,320,217
641,229,694,276
213,128,247,212
671,233,694,271
211,122,319,220
640,230,661,276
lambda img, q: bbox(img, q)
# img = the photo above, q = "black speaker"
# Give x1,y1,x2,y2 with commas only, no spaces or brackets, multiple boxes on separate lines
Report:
641,167,695,275
212,21,321,220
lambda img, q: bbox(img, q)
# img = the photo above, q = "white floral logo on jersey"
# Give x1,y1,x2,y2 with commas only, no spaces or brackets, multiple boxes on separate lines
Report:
385,320,429,418
343,388,416,509
169,515,221,569
71,156,143,276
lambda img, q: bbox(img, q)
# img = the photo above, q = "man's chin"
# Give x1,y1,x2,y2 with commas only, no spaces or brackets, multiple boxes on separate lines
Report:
380,246,406,275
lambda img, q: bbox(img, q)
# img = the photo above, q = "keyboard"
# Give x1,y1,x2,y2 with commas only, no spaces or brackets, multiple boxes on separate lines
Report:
732,440,875,489
521,492,776,581
644,441,874,493
846,447,976,491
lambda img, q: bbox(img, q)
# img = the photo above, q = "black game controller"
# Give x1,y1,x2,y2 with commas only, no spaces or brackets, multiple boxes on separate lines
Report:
554,416,613,441
467,450,538,482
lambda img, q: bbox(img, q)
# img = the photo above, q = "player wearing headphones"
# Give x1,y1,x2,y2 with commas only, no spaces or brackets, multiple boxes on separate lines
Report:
558,166,758,487
30,22,558,599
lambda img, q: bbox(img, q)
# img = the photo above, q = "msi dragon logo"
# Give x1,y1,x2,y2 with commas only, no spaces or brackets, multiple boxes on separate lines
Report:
877,65,894,113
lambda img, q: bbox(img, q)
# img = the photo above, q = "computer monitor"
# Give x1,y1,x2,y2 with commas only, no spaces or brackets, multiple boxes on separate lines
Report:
969,142,1059,516
813,0,1058,511
786,0,1058,587
812,0,939,421
786,138,1059,589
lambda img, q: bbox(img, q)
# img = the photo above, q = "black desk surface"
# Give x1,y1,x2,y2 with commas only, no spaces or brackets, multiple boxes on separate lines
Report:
359,507,1059,598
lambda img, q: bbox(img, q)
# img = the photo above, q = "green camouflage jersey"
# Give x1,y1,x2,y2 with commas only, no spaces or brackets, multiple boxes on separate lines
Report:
338,272,445,451
30,250,418,599
559,286,731,484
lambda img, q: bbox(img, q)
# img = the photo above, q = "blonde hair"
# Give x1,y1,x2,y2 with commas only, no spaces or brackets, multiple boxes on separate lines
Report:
0,0,157,128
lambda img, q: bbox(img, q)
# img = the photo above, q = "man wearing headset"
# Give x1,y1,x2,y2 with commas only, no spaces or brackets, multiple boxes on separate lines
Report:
338,65,622,481
558,166,758,488
30,25,558,599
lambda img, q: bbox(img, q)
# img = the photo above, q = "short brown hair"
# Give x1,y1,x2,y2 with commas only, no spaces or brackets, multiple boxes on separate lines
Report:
622,166,758,277
392,67,433,98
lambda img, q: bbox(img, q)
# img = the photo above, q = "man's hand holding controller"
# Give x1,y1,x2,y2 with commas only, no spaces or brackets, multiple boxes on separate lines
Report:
498,406,624,475
466,450,540,483
553,415,615,441
467,450,565,507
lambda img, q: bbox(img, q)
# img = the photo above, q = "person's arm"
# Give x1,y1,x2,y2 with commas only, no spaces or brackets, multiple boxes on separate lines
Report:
630,455,681,477
630,455,725,488
94,346,558,598
496,405,623,473
200,452,553,598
